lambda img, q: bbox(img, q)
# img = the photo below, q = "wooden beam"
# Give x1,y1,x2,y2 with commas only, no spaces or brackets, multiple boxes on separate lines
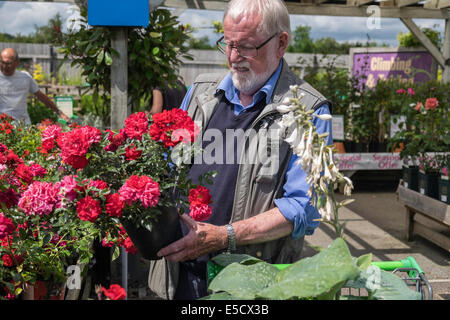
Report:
400,17,446,68
161,1,450,19
346,0,374,7
284,3,450,18
380,0,397,7
437,0,450,8
423,0,438,9
396,0,422,7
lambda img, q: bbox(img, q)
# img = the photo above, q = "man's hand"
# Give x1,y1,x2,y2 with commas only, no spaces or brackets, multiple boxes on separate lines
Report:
156,214,227,262
58,112,70,122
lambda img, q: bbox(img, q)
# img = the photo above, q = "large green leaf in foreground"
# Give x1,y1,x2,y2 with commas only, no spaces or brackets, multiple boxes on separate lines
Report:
257,238,360,299
207,260,280,299
345,267,422,300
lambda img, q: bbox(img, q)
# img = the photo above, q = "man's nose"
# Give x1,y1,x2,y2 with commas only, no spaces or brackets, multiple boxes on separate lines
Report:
228,47,244,63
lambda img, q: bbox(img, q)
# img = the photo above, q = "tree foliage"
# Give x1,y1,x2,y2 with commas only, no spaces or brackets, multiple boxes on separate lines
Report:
57,5,191,125
397,27,442,49
287,25,383,55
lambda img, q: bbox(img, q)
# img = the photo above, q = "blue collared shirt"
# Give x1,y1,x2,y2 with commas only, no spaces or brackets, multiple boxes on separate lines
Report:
180,61,333,239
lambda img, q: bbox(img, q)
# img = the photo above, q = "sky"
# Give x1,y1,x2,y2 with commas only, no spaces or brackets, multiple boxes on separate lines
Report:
0,1,445,46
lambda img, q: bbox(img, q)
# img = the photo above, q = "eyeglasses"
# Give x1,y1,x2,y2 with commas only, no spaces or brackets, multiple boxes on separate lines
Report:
216,33,279,58
0,61,16,67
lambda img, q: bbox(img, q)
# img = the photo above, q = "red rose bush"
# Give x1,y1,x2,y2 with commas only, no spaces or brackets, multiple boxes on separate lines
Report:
0,110,214,299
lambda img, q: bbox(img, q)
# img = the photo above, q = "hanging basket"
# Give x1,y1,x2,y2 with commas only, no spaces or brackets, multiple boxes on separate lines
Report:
122,206,183,260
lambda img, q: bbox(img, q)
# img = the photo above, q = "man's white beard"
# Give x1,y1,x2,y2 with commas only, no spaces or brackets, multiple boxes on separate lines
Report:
230,52,279,95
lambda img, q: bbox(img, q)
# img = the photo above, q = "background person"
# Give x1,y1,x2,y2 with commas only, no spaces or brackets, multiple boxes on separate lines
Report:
148,79,188,115
149,0,333,300
0,47,70,124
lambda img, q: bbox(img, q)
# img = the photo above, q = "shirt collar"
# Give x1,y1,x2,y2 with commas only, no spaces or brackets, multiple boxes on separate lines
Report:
216,60,283,110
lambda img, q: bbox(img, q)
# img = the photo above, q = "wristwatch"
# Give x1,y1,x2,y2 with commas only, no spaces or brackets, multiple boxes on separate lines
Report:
225,224,236,253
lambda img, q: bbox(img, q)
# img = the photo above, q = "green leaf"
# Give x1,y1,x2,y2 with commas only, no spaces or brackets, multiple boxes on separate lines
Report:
211,253,262,268
96,49,105,65
208,261,280,299
152,47,160,56
149,32,161,38
112,246,120,261
257,238,360,300
199,292,241,300
104,51,113,66
346,266,422,300
355,253,372,270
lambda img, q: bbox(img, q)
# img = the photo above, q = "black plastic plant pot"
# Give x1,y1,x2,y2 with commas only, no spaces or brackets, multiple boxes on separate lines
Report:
122,207,183,260
418,170,439,200
402,165,419,191
438,176,449,204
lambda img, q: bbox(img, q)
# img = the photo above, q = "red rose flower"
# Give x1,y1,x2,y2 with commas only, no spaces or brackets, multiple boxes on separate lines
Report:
118,175,160,208
14,164,34,184
76,196,102,222
188,186,213,221
105,193,124,218
104,129,127,152
149,109,199,148
189,204,212,221
0,213,15,239
57,126,102,169
425,97,438,110
125,145,142,161
2,253,24,267
124,112,148,140
188,186,212,206
90,179,109,190
0,188,19,209
101,284,127,300
121,237,137,254
29,163,47,178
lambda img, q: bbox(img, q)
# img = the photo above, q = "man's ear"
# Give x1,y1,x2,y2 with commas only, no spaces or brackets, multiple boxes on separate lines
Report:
276,32,289,59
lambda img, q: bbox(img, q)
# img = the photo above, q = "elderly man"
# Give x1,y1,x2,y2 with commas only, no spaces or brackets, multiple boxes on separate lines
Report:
151,0,333,300
0,47,69,124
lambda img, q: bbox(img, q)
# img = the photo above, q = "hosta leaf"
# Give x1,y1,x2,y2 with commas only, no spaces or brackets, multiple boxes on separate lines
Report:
208,261,279,299
199,292,240,300
257,238,359,300
211,253,262,268
346,267,422,300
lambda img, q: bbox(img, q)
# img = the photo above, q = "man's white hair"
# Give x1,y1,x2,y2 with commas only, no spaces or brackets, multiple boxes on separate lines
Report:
224,0,291,42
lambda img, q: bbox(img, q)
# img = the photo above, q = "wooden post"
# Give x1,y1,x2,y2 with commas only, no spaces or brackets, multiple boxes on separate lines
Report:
110,27,129,131
110,27,129,297
442,18,450,83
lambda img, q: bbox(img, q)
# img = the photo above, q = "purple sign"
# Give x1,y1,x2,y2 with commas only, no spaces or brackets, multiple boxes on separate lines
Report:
352,49,436,89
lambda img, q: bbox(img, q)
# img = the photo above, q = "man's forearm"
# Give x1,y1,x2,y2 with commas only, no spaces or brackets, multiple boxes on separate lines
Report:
232,207,293,246
35,91,61,114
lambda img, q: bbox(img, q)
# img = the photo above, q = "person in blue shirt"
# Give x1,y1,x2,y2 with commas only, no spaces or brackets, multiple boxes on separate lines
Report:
155,0,332,300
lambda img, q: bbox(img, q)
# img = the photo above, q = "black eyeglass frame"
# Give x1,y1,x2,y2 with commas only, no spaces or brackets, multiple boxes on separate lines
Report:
216,32,279,58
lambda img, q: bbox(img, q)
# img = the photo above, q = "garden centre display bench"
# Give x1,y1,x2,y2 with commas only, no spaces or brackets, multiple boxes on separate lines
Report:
397,183,450,252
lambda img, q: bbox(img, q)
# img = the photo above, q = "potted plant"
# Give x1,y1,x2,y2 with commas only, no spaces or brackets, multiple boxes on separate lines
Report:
51,110,214,260
417,153,444,200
